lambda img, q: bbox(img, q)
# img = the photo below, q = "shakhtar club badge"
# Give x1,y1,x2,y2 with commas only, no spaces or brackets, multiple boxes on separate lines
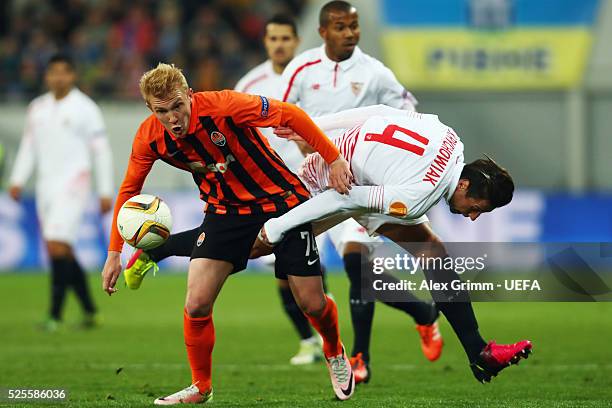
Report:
210,131,226,146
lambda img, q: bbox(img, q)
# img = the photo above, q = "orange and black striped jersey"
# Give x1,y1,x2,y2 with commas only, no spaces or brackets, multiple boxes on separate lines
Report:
109,90,340,252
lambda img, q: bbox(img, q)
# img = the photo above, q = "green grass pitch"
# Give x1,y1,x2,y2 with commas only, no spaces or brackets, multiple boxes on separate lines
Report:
1,271,611,407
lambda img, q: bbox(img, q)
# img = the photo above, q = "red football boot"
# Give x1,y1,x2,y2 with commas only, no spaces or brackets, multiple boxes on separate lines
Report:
349,352,371,384
416,321,444,362
470,340,532,383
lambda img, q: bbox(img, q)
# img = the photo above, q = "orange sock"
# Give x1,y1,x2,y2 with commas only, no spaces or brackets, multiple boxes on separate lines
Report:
306,295,342,358
183,309,215,393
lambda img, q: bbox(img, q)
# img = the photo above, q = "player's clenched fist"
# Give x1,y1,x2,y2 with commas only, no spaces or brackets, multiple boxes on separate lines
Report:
101,251,122,295
328,156,353,194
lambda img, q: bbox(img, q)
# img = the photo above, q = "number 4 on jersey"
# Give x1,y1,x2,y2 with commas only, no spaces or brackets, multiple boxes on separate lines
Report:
364,124,429,156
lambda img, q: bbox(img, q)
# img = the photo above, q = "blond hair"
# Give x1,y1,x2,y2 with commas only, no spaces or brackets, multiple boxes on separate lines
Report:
139,63,189,103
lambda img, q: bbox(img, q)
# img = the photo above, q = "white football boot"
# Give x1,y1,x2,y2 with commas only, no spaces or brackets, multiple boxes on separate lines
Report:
153,384,212,405
290,336,324,365
325,345,355,400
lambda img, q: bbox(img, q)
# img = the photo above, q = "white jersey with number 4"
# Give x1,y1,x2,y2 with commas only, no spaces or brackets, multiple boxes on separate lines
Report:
265,107,466,243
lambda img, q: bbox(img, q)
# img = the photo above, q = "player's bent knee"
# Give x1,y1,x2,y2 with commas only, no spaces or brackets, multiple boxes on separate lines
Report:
184,297,214,317
296,295,326,317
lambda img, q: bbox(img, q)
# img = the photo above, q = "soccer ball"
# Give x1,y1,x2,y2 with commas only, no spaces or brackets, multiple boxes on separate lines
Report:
117,194,172,250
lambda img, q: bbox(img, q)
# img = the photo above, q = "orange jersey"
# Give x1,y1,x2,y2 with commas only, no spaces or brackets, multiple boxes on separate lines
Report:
109,90,340,252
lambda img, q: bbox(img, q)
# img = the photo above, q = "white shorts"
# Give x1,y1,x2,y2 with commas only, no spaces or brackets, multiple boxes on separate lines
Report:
327,218,383,255
355,213,429,235
36,187,89,245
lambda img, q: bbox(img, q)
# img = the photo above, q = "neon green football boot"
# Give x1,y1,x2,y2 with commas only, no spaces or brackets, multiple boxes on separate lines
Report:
123,249,158,289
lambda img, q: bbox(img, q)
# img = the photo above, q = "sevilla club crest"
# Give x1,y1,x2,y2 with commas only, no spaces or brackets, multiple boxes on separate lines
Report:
351,82,363,96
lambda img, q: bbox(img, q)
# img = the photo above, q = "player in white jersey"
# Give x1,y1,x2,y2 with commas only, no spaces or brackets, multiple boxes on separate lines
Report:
280,6,416,118
275,1,437,383
253,105,533,384
8,54,114,330
264,107,465,238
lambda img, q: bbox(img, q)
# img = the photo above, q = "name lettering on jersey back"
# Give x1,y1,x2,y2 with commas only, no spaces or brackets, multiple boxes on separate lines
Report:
422,129,459,187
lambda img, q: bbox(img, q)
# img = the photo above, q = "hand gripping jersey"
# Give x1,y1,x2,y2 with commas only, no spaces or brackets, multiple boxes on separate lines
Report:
266,110,466,243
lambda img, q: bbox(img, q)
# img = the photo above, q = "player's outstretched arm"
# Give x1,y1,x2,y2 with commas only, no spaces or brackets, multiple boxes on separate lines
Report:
263,185,388,245
102,132,156,295
211,91,353,193
102,251,122,295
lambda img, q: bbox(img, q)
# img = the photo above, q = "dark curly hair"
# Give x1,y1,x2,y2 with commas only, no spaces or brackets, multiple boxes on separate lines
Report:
460,155,514,209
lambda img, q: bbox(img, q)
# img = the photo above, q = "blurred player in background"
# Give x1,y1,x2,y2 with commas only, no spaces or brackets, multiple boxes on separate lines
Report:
277,0,439,383
101,63,356,403
235,14,304,173
235,14,326,365
8,53,114,331
254,105,533,384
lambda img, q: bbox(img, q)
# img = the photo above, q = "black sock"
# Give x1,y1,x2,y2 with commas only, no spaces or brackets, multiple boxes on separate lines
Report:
50,257,70,320
344,253,374,362
68,257,96,314
422,266,486,362
375,272,438,325
437,301,486,362
278,285,313,340
147,227,201,262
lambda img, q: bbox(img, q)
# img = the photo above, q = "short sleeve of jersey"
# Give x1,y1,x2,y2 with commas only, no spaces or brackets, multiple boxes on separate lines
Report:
198,90,283,129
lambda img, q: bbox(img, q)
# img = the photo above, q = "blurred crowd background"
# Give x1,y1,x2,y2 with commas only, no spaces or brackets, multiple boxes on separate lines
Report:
0,0,306,100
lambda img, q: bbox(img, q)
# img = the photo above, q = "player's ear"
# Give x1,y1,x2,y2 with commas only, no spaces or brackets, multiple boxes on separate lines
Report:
187,88,194,99
458,179,470,190
318,26,326,39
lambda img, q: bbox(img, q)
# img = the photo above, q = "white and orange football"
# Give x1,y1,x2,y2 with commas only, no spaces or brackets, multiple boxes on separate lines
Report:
117,194,172,250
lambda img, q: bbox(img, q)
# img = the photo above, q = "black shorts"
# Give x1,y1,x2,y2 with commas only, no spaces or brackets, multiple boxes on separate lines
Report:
190,212,321,278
